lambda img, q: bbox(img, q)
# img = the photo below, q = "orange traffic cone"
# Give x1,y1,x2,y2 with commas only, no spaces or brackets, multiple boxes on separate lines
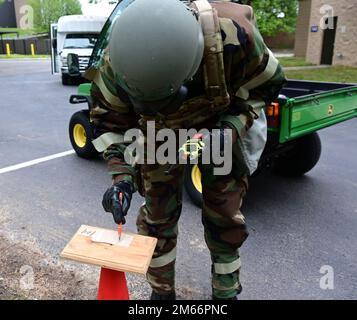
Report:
97,268,130,300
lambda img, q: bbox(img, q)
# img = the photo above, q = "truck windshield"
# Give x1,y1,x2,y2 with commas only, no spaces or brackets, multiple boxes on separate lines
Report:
64,34,98,49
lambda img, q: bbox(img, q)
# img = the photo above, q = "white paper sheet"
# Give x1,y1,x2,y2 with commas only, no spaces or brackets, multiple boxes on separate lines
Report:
90,229,134,248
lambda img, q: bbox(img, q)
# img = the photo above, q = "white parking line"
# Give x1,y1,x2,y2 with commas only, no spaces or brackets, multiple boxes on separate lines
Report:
0,150,75,175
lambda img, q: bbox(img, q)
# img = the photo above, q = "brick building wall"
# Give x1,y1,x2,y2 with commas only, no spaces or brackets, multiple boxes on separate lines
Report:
295,0,357,67
294,0,312,57
330,0,357,67
0,0,17,27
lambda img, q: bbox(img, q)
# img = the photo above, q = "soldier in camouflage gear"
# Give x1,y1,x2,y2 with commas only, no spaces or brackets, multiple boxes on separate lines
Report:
90,0,286,300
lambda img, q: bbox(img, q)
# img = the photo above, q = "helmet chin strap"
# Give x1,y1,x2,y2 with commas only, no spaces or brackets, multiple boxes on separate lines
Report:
129,86,188,117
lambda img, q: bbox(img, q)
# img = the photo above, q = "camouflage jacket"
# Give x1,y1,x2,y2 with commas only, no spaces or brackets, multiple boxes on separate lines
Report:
86,1,287,184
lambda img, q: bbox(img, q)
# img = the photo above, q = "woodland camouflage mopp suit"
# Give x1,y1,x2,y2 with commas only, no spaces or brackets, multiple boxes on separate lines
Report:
86,0,286,300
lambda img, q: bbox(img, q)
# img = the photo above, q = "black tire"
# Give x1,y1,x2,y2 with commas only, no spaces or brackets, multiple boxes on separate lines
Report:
69,110,99,159
62,74,70,85
184,164,203,208
273,132,322,176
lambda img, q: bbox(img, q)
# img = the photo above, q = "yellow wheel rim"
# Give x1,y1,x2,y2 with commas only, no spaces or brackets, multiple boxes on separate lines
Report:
191,165,202,194
73,124,87,148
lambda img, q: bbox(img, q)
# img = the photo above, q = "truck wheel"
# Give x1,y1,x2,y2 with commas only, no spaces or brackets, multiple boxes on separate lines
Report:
62,74,70,85
184,164,203,208
69,111,99,159
274,132,322,176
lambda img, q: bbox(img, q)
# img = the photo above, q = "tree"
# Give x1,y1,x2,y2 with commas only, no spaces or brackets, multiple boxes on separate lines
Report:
237,0,299,36
85,0,297,36
28,0,82,33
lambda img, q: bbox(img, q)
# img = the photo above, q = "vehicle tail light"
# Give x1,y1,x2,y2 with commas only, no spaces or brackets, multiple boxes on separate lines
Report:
266,102,280,128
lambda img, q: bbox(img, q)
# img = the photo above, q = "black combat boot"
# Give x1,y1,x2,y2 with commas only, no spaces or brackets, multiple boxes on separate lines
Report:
212,295,238,300
150,290,176,300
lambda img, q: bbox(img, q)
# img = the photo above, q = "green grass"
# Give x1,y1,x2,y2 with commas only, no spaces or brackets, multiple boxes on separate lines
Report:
285,66,357,83
0,28,38,39
278,57,315,68
0,54,50,59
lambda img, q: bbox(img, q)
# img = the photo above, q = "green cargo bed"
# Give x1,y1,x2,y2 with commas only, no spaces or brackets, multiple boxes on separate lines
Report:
279,80,357,143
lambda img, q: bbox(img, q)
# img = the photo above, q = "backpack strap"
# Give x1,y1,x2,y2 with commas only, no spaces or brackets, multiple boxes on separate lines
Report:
193,0,230,108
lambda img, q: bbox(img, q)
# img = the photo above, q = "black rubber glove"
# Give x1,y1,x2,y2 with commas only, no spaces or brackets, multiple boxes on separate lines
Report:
207,128,232,153
102,181,134,225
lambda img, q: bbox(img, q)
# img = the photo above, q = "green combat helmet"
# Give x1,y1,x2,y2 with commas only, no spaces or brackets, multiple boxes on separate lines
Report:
109,0,204,115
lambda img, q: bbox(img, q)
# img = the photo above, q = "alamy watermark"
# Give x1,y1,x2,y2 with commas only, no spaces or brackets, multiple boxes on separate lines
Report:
320,5,335,30
122,121,233,176
19,5,34,30
19,265,35,291
319,265,334,290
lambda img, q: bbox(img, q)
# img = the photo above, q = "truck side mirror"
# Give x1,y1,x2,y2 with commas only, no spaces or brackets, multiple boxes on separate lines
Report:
67,53,80,76
52,39,57,50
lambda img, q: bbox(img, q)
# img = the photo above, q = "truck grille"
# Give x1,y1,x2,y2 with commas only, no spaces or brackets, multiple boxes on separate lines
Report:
79,56,90,70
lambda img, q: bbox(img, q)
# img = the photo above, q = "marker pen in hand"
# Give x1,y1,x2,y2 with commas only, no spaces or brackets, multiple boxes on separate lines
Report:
118,192,123,241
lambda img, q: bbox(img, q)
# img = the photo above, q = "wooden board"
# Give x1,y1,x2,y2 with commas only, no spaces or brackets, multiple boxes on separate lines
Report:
60,225,157,275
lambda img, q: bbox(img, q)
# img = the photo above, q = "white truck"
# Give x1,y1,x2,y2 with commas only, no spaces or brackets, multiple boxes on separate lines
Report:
51,15,107,85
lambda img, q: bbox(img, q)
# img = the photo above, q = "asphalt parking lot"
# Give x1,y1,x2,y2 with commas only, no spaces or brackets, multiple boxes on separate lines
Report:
0,59,356,300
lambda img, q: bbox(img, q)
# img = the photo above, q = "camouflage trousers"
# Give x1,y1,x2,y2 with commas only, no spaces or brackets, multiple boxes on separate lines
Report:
136,161,249,299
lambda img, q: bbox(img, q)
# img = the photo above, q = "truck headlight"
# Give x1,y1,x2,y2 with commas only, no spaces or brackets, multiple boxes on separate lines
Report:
61,56,68,67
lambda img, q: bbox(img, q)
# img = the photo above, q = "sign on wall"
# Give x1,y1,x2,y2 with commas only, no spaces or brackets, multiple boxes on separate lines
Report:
311,26,319,33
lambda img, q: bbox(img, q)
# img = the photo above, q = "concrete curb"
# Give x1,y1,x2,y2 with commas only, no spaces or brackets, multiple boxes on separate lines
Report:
284,65,330,71
0,58,50,62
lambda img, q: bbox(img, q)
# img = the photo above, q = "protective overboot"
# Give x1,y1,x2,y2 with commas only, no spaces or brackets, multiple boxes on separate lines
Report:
150,290,176,300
